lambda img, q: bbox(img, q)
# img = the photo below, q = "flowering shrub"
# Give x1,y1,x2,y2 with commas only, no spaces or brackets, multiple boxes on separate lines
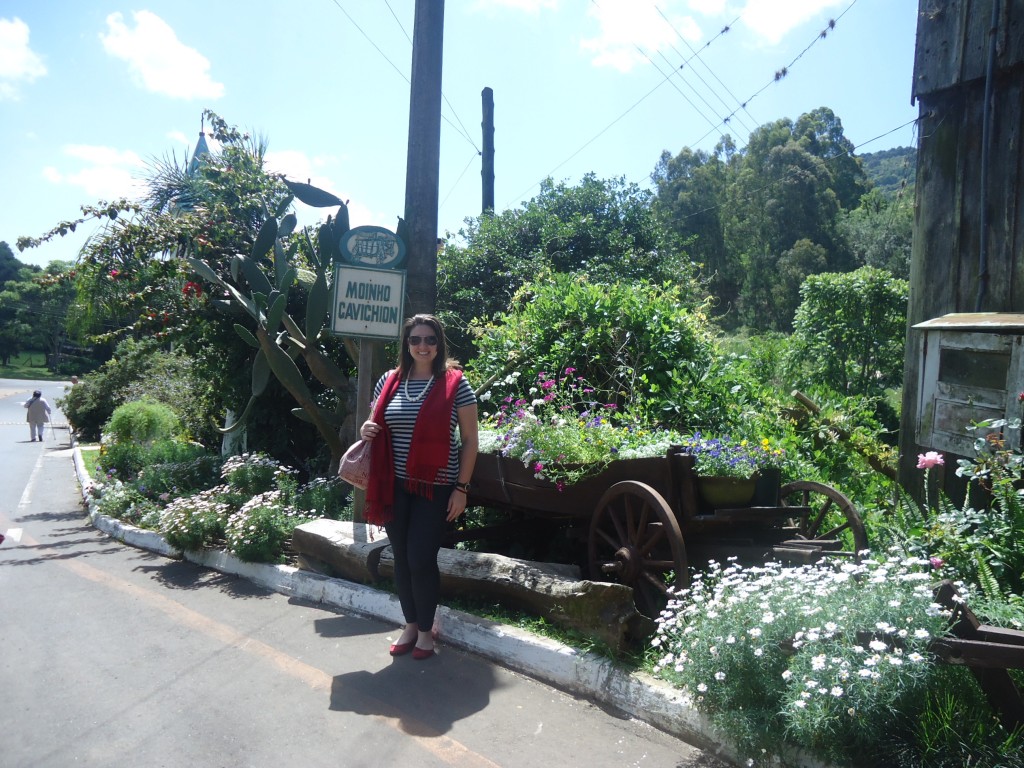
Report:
679,434,786,478
478,369,686,488
221,452,293,497
293,476,351,520
650,555,966,766
159,487,232,552
884,426,1024,605
87,478,160,527
225,491,316,563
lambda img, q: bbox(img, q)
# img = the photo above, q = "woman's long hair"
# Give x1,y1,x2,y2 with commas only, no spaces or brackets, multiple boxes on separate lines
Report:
396,313,458,379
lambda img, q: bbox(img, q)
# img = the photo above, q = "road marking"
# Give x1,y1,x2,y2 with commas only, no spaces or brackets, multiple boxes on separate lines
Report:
2,517,499,768
18,448,47,510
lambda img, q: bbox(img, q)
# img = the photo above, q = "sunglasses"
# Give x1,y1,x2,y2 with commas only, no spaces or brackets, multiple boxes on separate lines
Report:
408,334,438,346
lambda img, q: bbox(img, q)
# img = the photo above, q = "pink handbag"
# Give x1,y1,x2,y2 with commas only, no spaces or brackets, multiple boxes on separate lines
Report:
338,439,372,489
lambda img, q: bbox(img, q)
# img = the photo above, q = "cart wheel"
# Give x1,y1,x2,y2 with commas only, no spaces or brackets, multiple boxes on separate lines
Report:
588,481,687,618
779,481,868,558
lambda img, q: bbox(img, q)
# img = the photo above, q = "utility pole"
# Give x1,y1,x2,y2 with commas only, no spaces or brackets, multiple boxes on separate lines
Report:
482,87,494,213
403,0,445,318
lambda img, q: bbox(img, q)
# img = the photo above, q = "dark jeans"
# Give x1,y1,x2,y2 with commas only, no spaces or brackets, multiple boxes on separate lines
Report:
384,481,450,631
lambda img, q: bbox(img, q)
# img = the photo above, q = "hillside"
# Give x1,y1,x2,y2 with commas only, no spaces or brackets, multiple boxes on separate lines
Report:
860,146,917,198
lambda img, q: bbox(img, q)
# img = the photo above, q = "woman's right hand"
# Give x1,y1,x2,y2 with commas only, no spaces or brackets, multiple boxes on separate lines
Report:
360,420,381,441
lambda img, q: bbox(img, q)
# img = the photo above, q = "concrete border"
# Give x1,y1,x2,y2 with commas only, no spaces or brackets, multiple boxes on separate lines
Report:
72,444,746,764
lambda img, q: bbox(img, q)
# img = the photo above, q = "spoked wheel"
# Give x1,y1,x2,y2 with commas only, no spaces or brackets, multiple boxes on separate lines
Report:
588,481,687,618
779,481,868,558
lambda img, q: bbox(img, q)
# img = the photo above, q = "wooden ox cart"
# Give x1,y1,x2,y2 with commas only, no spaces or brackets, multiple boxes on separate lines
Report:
461,447,867,618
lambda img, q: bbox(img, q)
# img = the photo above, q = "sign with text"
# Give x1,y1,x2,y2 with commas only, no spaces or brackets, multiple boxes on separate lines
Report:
331,265,406,340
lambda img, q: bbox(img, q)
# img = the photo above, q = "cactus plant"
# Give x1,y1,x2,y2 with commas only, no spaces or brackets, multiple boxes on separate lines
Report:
188,178,361,471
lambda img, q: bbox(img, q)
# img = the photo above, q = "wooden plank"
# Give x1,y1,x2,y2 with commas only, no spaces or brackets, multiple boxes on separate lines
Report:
930,637,1024,669
914,0,1024,98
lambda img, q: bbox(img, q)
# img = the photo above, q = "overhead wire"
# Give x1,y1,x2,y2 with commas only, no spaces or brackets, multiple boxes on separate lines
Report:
503,5,739,210
653,7,757,137
687,0,860,150
327,0,480,152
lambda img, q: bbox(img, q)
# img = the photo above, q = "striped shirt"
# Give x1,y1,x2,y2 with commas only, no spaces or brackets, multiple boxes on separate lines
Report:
373,371,476,483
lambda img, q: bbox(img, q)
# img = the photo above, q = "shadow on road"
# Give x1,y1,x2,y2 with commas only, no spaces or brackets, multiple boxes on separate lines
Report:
329,652,496,737
135,558,275,600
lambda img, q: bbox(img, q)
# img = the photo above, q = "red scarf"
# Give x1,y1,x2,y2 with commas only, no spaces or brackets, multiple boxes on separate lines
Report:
365,368,463,526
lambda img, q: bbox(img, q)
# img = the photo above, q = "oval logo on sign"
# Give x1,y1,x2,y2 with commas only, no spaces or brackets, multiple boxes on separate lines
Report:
339,226,406,269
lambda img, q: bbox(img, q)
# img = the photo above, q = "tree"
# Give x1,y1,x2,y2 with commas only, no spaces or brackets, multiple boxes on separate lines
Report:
439,174,696,359
19,113,357,470
790,266,909,396
839,189,913,279
653,108,867,331
0,240,35,286
651,139,738,313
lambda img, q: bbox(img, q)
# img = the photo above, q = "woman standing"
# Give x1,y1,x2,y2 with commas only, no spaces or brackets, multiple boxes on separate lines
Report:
360,314,478,660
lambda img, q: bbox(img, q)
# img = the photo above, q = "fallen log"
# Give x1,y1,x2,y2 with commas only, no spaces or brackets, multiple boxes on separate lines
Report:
292,519,646,650
291,519,390,584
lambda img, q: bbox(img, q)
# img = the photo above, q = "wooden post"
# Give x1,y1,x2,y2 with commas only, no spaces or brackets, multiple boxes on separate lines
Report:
482,87,495,213
403,0,445,318
352,340,387,522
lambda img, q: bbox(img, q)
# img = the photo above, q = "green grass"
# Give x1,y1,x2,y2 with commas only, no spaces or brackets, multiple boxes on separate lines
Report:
78,445,102,480
0,351,65,381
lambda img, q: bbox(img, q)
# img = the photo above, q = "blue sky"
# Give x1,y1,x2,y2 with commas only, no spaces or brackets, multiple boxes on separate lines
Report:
1,1,920,269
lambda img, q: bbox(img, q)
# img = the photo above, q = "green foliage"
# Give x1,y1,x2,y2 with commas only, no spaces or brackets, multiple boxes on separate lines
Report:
59,337,217,444
0,261,79,371
469,273,720,431
859,146,917,199
650,556,966,767
790,266,909,396
439,174,697,358
839,188,914,279
901,672,1024,768
104,399,181,446
135,454,223,502
96,438,208,485
293,477,351,520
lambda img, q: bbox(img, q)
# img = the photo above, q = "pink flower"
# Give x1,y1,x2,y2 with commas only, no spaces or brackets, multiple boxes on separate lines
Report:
916,451,944,469
930,556,944,569
533,462,544,473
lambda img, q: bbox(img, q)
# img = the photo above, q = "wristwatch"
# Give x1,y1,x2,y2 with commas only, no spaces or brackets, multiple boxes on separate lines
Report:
454,481,471,493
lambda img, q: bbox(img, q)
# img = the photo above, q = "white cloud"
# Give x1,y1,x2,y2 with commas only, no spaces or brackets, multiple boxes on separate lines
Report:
0,17,47,100
264,149,339,194
166,130,190,146
100,11,224,100
687,0,727,13
582,1,699,73
735,0,845,46
43,144,147,200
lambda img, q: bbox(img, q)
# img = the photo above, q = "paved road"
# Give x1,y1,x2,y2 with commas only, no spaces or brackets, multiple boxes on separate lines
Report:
0,378,727,768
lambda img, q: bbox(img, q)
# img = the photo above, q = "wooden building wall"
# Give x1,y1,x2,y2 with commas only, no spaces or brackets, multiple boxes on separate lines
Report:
899,0,1024,494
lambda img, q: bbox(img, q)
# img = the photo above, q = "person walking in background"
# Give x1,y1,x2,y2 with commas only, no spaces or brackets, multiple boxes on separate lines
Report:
359,314,478,660
24,390,51,442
